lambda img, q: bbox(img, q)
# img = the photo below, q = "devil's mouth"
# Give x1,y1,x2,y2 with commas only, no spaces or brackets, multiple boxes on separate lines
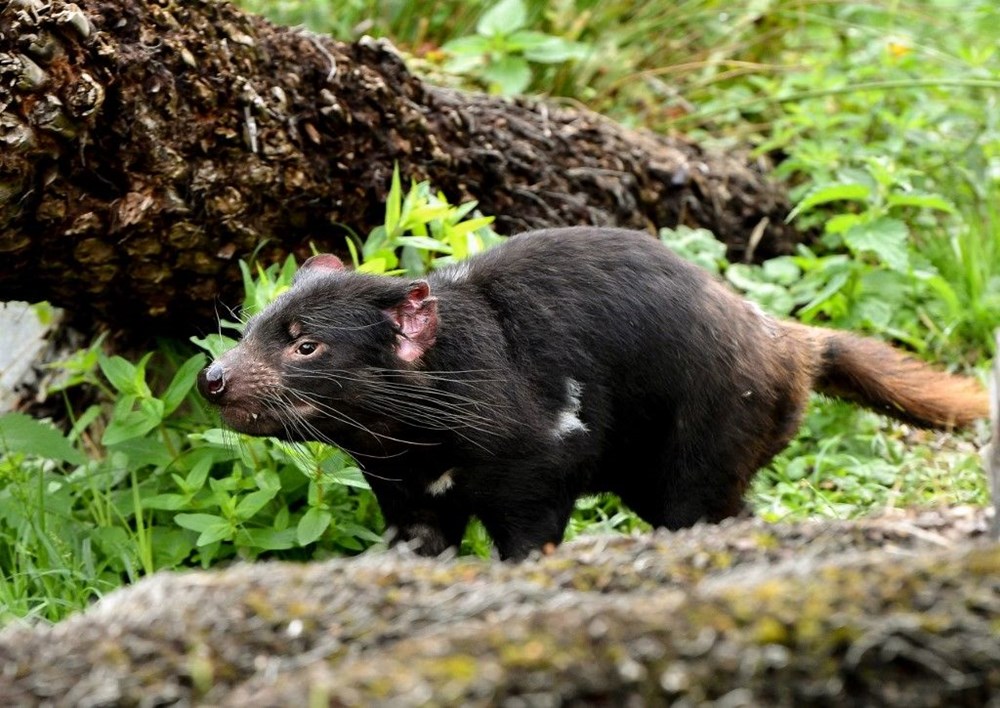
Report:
218,400,320,437
219,405,285,435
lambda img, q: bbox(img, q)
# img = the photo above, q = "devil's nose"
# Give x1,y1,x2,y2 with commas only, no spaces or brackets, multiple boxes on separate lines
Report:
198,362,226,399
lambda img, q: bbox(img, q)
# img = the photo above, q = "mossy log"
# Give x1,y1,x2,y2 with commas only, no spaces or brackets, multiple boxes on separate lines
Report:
0,0,800,335
1,507,996,705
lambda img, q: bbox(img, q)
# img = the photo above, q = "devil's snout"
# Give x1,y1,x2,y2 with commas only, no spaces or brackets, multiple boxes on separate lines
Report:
198,361,226,400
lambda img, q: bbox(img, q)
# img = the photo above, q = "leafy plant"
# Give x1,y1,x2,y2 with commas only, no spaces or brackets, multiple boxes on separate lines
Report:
5,0,998,625
355,164,504,276
440,0,587,94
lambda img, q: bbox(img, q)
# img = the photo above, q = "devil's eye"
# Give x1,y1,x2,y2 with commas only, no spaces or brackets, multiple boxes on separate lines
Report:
297,341,319,355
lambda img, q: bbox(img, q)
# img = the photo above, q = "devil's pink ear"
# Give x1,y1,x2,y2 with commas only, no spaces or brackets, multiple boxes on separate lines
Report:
300,253,346,273
384,281,438,363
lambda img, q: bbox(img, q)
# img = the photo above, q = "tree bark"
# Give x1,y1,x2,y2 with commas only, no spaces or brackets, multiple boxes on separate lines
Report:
0,0,800,335
0,509,994,705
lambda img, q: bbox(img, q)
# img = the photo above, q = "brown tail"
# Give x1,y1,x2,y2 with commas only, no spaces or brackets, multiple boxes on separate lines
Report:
800,327,988,429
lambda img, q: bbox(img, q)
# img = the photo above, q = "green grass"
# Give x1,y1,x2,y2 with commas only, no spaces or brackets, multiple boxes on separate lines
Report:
1,0,997,624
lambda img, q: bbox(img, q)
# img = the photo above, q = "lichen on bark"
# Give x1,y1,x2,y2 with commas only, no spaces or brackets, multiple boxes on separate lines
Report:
0,507,995,706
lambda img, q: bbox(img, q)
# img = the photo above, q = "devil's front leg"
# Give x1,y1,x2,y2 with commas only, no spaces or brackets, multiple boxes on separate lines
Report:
367,475,471,556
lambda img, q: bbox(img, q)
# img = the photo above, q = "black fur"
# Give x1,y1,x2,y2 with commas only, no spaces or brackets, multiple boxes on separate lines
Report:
199,227,814,560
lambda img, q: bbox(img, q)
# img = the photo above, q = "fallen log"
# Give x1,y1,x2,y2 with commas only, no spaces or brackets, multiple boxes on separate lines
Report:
0,0,800,334
0,507,995,705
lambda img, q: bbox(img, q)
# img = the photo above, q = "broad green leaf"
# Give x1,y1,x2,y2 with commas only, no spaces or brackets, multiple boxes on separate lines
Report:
99,355,139,395
337,521,385,545
235,486,279,520
357,257,390,274
141,493,190,511
174,513,228,533
519,35,587,63
887,192,956,213
321,462,370,490
660,226,727,274
192,428,235,447
190,334,238,359
798,269,852,320
760,257,801,286
152,529,196,568
852,296,894,329
444,53,486,74
448,216,494,237
441,35,493,56
273,505,290,531
843,217,910,272
162,354,207,415
725,265,795,315
483,55,532,95
478,0,526,36
0,412,86,465
195,523,234,546
824,213,863,235
102,410,161,446
786,182,871,222
396,235,452,252
102,394,165,447
236,527,297,551
186,454,213,492
297,507,333,545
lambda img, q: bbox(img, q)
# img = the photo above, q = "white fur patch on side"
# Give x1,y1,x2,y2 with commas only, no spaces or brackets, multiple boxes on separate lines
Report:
426,468,456,497
553,378,588,439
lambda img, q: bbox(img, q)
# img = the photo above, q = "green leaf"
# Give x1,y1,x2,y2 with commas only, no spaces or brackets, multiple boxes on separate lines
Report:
195,523,234,546
384,164,403,237
887,192,956,213
162,354,207,415
396,235,452,252
102,397,164,446
152,529,196,568
186,454,213,492
174,513,233,545
297,507,333,545
843,217,910,272
337,521,385,545
786,182,871,222
441,35,492,56
725,265,796,315
141,493,190,511
0,412,86,465
174,513,227,533
824,213,863,235
760,257,802,286
191,333,238,359
478,0,526,36
798,269,852,320
236,527,297,551
235,486,279,520
483,55,532,95
321,462,370,490
518,34,586,63
99,355,139,395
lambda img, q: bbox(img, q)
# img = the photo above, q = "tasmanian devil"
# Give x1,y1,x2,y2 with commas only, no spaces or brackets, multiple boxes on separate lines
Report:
197,227,988,560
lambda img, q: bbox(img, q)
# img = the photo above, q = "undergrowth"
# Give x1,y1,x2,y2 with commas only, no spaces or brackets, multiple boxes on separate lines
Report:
1,0,997,623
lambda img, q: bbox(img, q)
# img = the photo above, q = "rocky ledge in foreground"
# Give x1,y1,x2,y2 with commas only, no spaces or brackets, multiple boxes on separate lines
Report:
1,507,997,706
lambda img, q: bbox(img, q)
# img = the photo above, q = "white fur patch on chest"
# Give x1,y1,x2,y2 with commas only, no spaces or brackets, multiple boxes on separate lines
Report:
426,468,457,497
552,378,588,439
